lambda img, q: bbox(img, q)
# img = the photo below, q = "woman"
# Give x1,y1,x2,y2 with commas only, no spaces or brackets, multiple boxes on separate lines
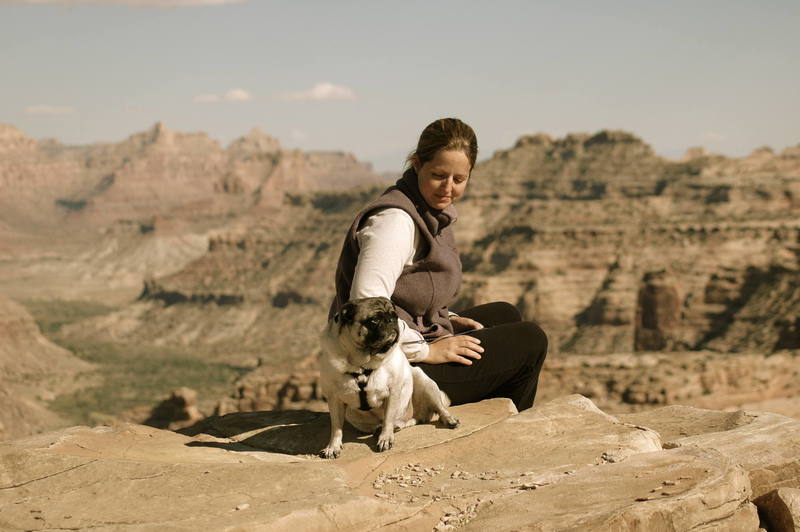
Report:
330,118,547,411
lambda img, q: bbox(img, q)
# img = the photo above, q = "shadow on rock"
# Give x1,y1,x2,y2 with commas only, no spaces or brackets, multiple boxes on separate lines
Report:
179,409,374,456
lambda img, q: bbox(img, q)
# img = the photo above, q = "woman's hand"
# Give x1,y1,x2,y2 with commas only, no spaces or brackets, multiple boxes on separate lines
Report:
426,335,484,365
450,316,483,334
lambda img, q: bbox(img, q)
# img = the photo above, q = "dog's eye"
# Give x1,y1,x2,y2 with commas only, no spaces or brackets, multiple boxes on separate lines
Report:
333,313,339,323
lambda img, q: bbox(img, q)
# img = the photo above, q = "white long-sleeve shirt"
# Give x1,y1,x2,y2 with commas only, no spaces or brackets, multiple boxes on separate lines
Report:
349,208,431,362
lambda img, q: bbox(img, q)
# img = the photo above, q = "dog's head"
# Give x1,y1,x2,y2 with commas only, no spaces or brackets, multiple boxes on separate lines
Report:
331,297,400,356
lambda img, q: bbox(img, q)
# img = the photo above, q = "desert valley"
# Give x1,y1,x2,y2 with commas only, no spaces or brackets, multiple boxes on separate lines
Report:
1,122,799,530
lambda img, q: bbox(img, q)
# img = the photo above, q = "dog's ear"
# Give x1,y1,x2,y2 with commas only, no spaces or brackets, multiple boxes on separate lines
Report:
340,303,356,326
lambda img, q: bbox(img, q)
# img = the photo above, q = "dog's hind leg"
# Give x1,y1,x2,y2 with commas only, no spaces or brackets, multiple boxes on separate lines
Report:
321,396,346,459
411,367,460,428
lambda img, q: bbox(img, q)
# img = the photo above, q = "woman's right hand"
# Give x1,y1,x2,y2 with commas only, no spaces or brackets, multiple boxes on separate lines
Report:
425,335,483,365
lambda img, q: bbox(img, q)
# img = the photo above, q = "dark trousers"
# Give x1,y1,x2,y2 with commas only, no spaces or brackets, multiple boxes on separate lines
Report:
417,302,548,411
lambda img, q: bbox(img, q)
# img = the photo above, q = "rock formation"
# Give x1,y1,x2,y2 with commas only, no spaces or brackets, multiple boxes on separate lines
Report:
210,350,800,422
54,130,800,364
143,387,204,431
3,123,799,442
457,131,800,354
1,395,798,530
0,297,92,440
0,122,384,301
214,353,326,415
0,121,382,232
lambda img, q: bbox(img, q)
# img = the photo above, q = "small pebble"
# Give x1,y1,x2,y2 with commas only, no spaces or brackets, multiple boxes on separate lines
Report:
375,493,389,499
235,504,250,511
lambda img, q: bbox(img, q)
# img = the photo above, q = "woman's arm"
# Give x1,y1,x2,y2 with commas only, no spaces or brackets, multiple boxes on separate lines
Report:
350,208,483,365
350,208,430,361
350,208,416,299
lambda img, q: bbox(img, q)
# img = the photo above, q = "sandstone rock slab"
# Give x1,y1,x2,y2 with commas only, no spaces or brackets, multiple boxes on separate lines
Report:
0,427,427,531
621,405,800,498
342,395,665,529
0,395,780,532
181,397,518,460
462,446,758,531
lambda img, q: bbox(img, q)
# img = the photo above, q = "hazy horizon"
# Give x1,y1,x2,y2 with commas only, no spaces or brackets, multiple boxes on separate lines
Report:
2,0,798,172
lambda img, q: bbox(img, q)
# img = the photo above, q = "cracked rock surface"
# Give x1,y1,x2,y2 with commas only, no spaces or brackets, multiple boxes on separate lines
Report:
1,394,798,531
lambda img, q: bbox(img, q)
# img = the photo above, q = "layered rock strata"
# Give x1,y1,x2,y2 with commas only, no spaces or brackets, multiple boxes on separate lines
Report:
55,131,800,363
208,350,800,420
0,297,92,440
0,123,384,301
0,122,381,231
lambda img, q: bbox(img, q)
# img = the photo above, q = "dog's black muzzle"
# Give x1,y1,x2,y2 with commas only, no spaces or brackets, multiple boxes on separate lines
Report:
363,310,399,354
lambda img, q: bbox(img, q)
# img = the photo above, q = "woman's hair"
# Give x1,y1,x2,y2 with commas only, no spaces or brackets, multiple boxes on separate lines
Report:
406,118,478,171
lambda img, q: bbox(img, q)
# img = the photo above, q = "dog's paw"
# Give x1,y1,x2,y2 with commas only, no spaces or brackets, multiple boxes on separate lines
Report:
442,415,460,429
320,446,341,459
376,433,394,452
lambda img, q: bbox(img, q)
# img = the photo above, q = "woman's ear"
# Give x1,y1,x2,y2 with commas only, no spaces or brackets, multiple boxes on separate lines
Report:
411,154,420,173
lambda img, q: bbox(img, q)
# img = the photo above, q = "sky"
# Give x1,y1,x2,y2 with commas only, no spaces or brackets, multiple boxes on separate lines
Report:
1,0,799,172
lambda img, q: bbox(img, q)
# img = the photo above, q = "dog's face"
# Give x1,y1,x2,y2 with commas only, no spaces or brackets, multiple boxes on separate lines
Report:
332,297,399,357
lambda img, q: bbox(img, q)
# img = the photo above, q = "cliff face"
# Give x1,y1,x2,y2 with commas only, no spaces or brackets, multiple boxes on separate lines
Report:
57,130,800,360
0,297,93,440
0,122,382,234
0,123,385,301
4,125,799,442
456,131,800,354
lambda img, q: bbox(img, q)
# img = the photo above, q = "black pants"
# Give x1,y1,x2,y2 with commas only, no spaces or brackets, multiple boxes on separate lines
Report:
418,302,548,411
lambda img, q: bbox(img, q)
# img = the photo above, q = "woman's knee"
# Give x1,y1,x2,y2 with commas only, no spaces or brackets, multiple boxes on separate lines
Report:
520,321,548,364
460,301,521,326
492,301,522,322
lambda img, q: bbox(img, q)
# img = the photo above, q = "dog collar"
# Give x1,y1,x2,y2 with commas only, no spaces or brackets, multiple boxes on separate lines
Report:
346,368,374,411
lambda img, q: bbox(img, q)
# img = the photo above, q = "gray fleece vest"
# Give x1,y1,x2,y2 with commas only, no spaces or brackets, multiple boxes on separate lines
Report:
329,168,462,339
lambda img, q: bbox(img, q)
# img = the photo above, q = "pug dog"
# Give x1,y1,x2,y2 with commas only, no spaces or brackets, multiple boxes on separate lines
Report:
319,296,460,459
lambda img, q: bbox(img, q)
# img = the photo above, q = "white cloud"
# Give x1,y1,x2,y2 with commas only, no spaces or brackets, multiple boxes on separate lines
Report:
25,105,76,115
9,0,246,7
193,88,252,104
193,94,220,104
223,88,252,102
290,129,308,142
702,131,725,142
281,82,356,102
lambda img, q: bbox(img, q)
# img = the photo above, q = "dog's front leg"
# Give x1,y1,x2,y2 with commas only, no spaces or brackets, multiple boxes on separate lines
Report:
376,390,402,452
321,396,346,459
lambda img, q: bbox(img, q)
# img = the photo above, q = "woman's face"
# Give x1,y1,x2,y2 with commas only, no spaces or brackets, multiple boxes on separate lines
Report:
414,149,471,210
